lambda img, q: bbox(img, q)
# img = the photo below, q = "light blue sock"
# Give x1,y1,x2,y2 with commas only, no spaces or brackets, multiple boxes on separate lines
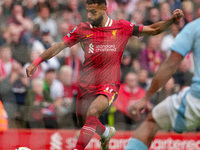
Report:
125,138,148,150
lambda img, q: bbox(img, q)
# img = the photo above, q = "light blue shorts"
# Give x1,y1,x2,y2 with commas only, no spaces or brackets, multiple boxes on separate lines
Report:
152,87,200,133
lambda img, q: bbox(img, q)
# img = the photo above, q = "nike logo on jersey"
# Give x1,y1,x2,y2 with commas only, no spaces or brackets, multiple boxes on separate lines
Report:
86,34,93,38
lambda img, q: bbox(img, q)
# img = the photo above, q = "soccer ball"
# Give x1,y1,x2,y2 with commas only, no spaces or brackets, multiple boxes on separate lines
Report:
15,147,31,150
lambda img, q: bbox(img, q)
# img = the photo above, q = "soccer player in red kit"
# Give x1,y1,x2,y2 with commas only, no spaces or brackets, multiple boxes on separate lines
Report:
26,0,183,149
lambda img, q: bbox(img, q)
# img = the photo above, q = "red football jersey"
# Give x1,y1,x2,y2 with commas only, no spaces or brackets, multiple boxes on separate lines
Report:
63,18,143,92
113,83,146,114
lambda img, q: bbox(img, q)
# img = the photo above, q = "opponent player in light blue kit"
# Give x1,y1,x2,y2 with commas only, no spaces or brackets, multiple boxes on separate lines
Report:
125,18,200,150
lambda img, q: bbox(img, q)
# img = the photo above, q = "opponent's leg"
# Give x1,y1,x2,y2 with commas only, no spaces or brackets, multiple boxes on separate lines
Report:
74,95,111,150
125,95,173,150
125,113,159,150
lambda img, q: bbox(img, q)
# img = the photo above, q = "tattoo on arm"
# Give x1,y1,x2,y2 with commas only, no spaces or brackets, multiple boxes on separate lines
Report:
151,18,174,34
143,18,175,35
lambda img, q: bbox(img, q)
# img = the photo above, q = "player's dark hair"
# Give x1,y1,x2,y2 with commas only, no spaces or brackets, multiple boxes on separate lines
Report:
86,0,107,6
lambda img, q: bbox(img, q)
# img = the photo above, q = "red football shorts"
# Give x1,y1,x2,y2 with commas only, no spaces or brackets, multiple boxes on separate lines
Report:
76,84,119,117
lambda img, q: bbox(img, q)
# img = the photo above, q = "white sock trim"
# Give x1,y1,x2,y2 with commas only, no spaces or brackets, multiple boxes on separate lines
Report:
101,127,109,138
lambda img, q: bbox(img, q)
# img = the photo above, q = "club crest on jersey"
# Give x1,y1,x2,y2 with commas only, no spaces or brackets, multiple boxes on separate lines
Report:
111,30,117,39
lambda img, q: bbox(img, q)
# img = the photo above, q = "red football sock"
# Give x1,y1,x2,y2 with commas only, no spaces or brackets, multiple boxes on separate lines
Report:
96,119,106,135
74,116,98,150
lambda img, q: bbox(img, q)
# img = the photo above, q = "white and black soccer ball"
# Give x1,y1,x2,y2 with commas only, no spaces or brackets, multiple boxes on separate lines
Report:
15,147,31,150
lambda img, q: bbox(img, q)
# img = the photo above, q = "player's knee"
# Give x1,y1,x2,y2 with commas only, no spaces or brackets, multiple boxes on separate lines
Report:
87,107,100,117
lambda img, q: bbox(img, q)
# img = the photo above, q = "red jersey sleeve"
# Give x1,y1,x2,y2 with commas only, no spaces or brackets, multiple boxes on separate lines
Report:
120,19,143,37
62,23,84,47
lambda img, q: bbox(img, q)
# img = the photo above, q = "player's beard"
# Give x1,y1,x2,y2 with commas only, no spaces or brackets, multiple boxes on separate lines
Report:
89,15,103,27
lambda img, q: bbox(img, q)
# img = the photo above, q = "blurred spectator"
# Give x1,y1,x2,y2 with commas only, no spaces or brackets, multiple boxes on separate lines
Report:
115,0,130,20
113,72,146,130
39,30,60,70
0,5,5,29
131,58,141,73
173,57,193,89
0,100,8,131
151,77,178,106
161,23,180,58
23,50,48,79
0,27,11,46
7,4,33,33
136,0,151,16
0,45,14,77
0,45,16,101
0,45,18,128
2,0,13,20
113,9,127,20
182,0,194,22
129,10,144,25
176,17,188,30
24,78,57,128
48,0,65,20
168,0,182,12
30,23,42,42
65,0,82,24
23,0,38,20
57,66,78,128
126,37,144,60
34,5,57,38
55,21,70,42
43,68,63,105
58,7,75,30
140,36,164,76
40,29,55,49
10,61,29,105
160,2,172,20
193,0,200,18
9,61,29,128
106,0,119,17
143,7,161,25
197,7,200,18
9,24,31,65
59,44,82,86
127,0,151,18
36,0,48,11
137,69,150,90
121,50,132,83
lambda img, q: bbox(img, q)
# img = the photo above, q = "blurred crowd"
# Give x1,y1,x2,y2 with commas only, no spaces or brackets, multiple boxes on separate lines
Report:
0,0,199,130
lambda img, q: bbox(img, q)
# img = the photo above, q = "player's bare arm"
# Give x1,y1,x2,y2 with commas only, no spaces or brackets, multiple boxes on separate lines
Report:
26,41,68,77
144,51,183,100
141,9,183,36
40,41,67,61
130,51,183,118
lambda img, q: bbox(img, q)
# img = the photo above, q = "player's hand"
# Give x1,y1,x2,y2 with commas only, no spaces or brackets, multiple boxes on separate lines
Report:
128,98,148,121
172,9,184,22
26,64,37,77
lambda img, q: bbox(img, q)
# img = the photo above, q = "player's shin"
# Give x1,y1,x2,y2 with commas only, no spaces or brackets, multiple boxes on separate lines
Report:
74,116,98,150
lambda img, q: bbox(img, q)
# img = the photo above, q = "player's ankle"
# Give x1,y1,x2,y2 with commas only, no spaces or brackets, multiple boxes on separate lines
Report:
101,127,110,139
